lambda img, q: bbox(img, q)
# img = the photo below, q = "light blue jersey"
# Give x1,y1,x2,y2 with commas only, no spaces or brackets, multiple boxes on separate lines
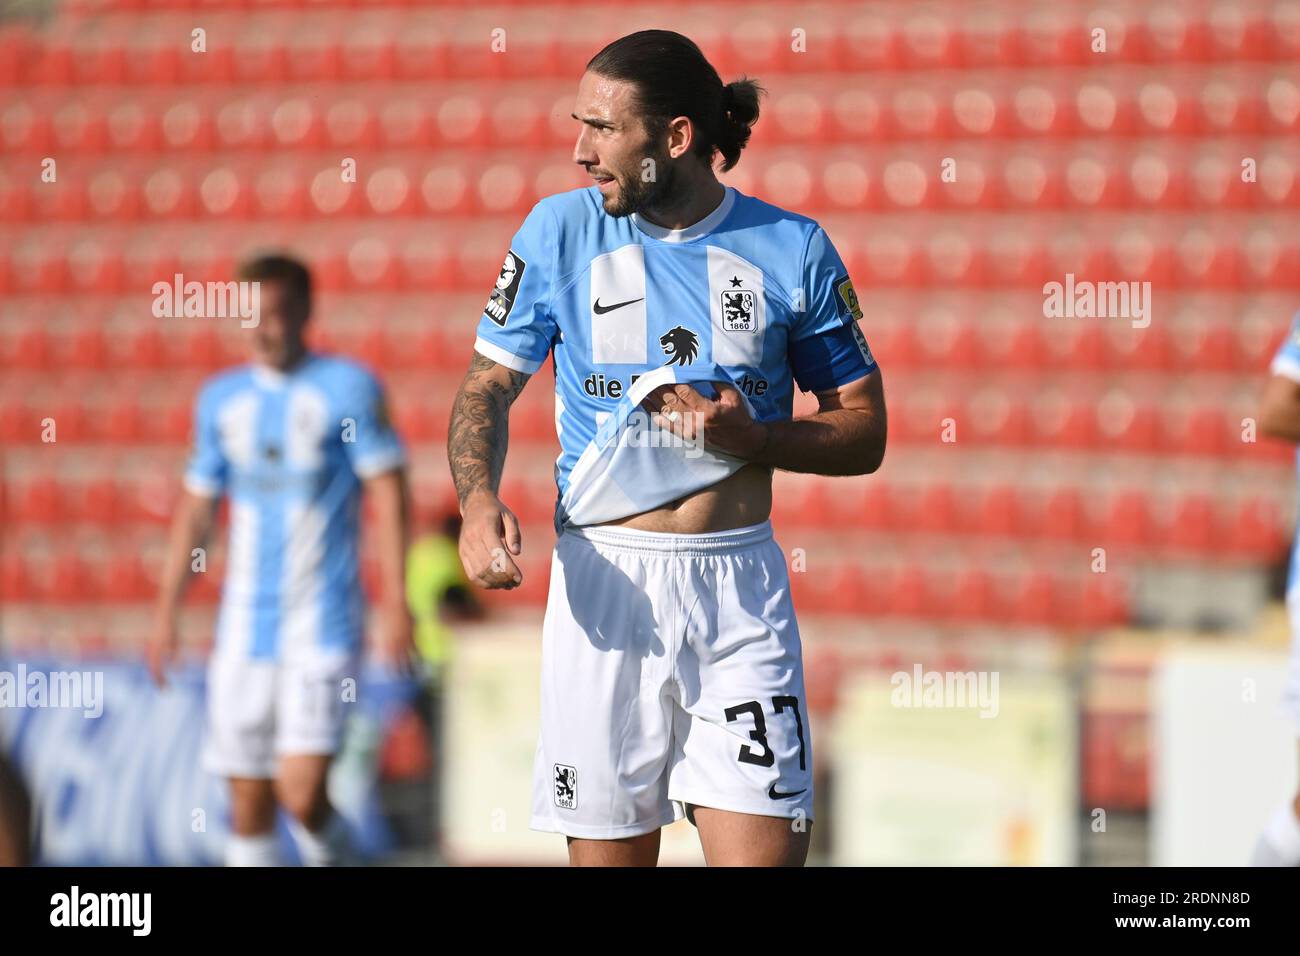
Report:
184,354,405,659
473,185,878,530
1271,311,1300,592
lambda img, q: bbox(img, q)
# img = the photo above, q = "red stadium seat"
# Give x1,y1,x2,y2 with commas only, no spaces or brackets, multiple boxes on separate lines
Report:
838,15,901,73
1099,489,1154,547
19,478,63,524
340,26,397,82
1224,495,1285,557
0,553,37,603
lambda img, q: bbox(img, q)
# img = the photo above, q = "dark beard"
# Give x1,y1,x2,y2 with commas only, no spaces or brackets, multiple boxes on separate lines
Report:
603,151,678,218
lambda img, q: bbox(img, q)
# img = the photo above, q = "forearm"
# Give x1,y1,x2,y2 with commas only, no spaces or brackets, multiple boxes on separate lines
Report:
447,353,529,507
752,409,886,476
368,470,410,605
1261,408,1300,443
155,495,216,617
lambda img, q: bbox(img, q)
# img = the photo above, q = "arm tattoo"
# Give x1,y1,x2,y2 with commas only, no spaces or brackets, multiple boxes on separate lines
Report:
448,352,530,506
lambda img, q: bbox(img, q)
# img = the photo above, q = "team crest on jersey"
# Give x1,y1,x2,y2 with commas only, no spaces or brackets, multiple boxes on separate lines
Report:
721,288,756,332
554,764,577,810
834,274,863,322
659,326,699,365
484,250,527,327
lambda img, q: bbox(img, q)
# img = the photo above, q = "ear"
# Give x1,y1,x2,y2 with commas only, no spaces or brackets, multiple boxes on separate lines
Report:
665,115,693,159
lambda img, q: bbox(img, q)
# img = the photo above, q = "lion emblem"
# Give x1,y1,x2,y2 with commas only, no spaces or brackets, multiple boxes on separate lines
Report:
659,326,699,366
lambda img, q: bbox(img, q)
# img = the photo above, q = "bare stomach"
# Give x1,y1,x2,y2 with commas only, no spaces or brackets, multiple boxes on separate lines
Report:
594,463,774,534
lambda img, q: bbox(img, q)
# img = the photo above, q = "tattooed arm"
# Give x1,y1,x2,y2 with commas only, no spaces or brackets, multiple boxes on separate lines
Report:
448,352,532,589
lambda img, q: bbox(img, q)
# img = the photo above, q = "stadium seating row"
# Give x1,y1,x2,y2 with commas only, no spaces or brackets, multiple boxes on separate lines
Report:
6,5,1299,87
4,76,1298,155
1,465,1286,562
3,151,1296,222
4,228,1297,290
0,385,1290,462
0,534,1132,627
0,309,1289,374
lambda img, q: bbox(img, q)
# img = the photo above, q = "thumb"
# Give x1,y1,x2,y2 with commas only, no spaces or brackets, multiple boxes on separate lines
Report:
500,507,523,555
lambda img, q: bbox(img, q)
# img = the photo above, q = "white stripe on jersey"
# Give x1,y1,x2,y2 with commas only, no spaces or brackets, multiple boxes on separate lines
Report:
218,498,259,657
707,245,767,367
590,244,648,365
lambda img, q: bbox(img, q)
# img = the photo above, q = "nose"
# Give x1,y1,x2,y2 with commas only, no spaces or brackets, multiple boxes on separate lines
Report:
573,125,597,168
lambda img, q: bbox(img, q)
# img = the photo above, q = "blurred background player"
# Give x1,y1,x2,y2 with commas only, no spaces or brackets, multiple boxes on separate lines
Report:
147,255,413,866
448,30,886,867
1253,310,1300,867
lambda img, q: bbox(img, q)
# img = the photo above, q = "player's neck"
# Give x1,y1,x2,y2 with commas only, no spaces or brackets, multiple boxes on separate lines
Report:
254,345,311,377
636,176,725,232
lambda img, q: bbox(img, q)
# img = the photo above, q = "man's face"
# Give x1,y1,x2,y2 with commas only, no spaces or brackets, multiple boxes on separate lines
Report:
248,280,308,369
572,71,678,217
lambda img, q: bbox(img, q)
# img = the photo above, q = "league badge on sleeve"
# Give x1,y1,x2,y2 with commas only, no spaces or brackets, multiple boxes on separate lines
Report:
485,249,527,327
834,274,864,322
850,320,874,366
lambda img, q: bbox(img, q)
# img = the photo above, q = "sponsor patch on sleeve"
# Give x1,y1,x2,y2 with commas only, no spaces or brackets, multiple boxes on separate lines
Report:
484,250,527,326
834,274,863,322
850,320,874,367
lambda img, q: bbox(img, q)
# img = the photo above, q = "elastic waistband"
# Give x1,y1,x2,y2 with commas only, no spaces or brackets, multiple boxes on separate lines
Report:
563,519,773,556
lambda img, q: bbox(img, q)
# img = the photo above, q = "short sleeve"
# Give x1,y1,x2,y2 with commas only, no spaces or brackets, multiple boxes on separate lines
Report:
183,384,227,497
341,371,406,479
789,225,878,392
473,200,558,375
1272,311,1300,383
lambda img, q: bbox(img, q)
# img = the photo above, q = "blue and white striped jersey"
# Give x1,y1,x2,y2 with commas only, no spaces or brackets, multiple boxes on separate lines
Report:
472,184,878,530
184,354,405,658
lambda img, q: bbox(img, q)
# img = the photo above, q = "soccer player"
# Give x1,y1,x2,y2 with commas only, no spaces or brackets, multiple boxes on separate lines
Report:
147,255,412,866
448,31,887,866
1253,312,1300,866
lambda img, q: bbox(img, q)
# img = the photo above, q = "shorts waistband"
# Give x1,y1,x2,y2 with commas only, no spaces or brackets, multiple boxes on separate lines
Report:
563,519,773,556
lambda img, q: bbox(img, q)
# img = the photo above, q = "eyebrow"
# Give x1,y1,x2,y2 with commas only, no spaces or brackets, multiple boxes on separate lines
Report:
571,112,617,130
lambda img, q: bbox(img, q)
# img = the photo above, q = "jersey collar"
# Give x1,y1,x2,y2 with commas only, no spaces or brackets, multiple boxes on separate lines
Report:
631,185,735,244
250,351,315,388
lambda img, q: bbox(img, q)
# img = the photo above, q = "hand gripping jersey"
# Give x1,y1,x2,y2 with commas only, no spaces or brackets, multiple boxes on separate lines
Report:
472,185,878,532
184,355,406,658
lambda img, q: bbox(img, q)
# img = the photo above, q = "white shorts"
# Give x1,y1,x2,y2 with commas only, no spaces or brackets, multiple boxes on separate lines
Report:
201,649,358,779
530,519,814,840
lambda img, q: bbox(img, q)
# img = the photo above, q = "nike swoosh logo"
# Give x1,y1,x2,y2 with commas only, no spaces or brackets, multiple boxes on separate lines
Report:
768,783,807,800
593,297,644,315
